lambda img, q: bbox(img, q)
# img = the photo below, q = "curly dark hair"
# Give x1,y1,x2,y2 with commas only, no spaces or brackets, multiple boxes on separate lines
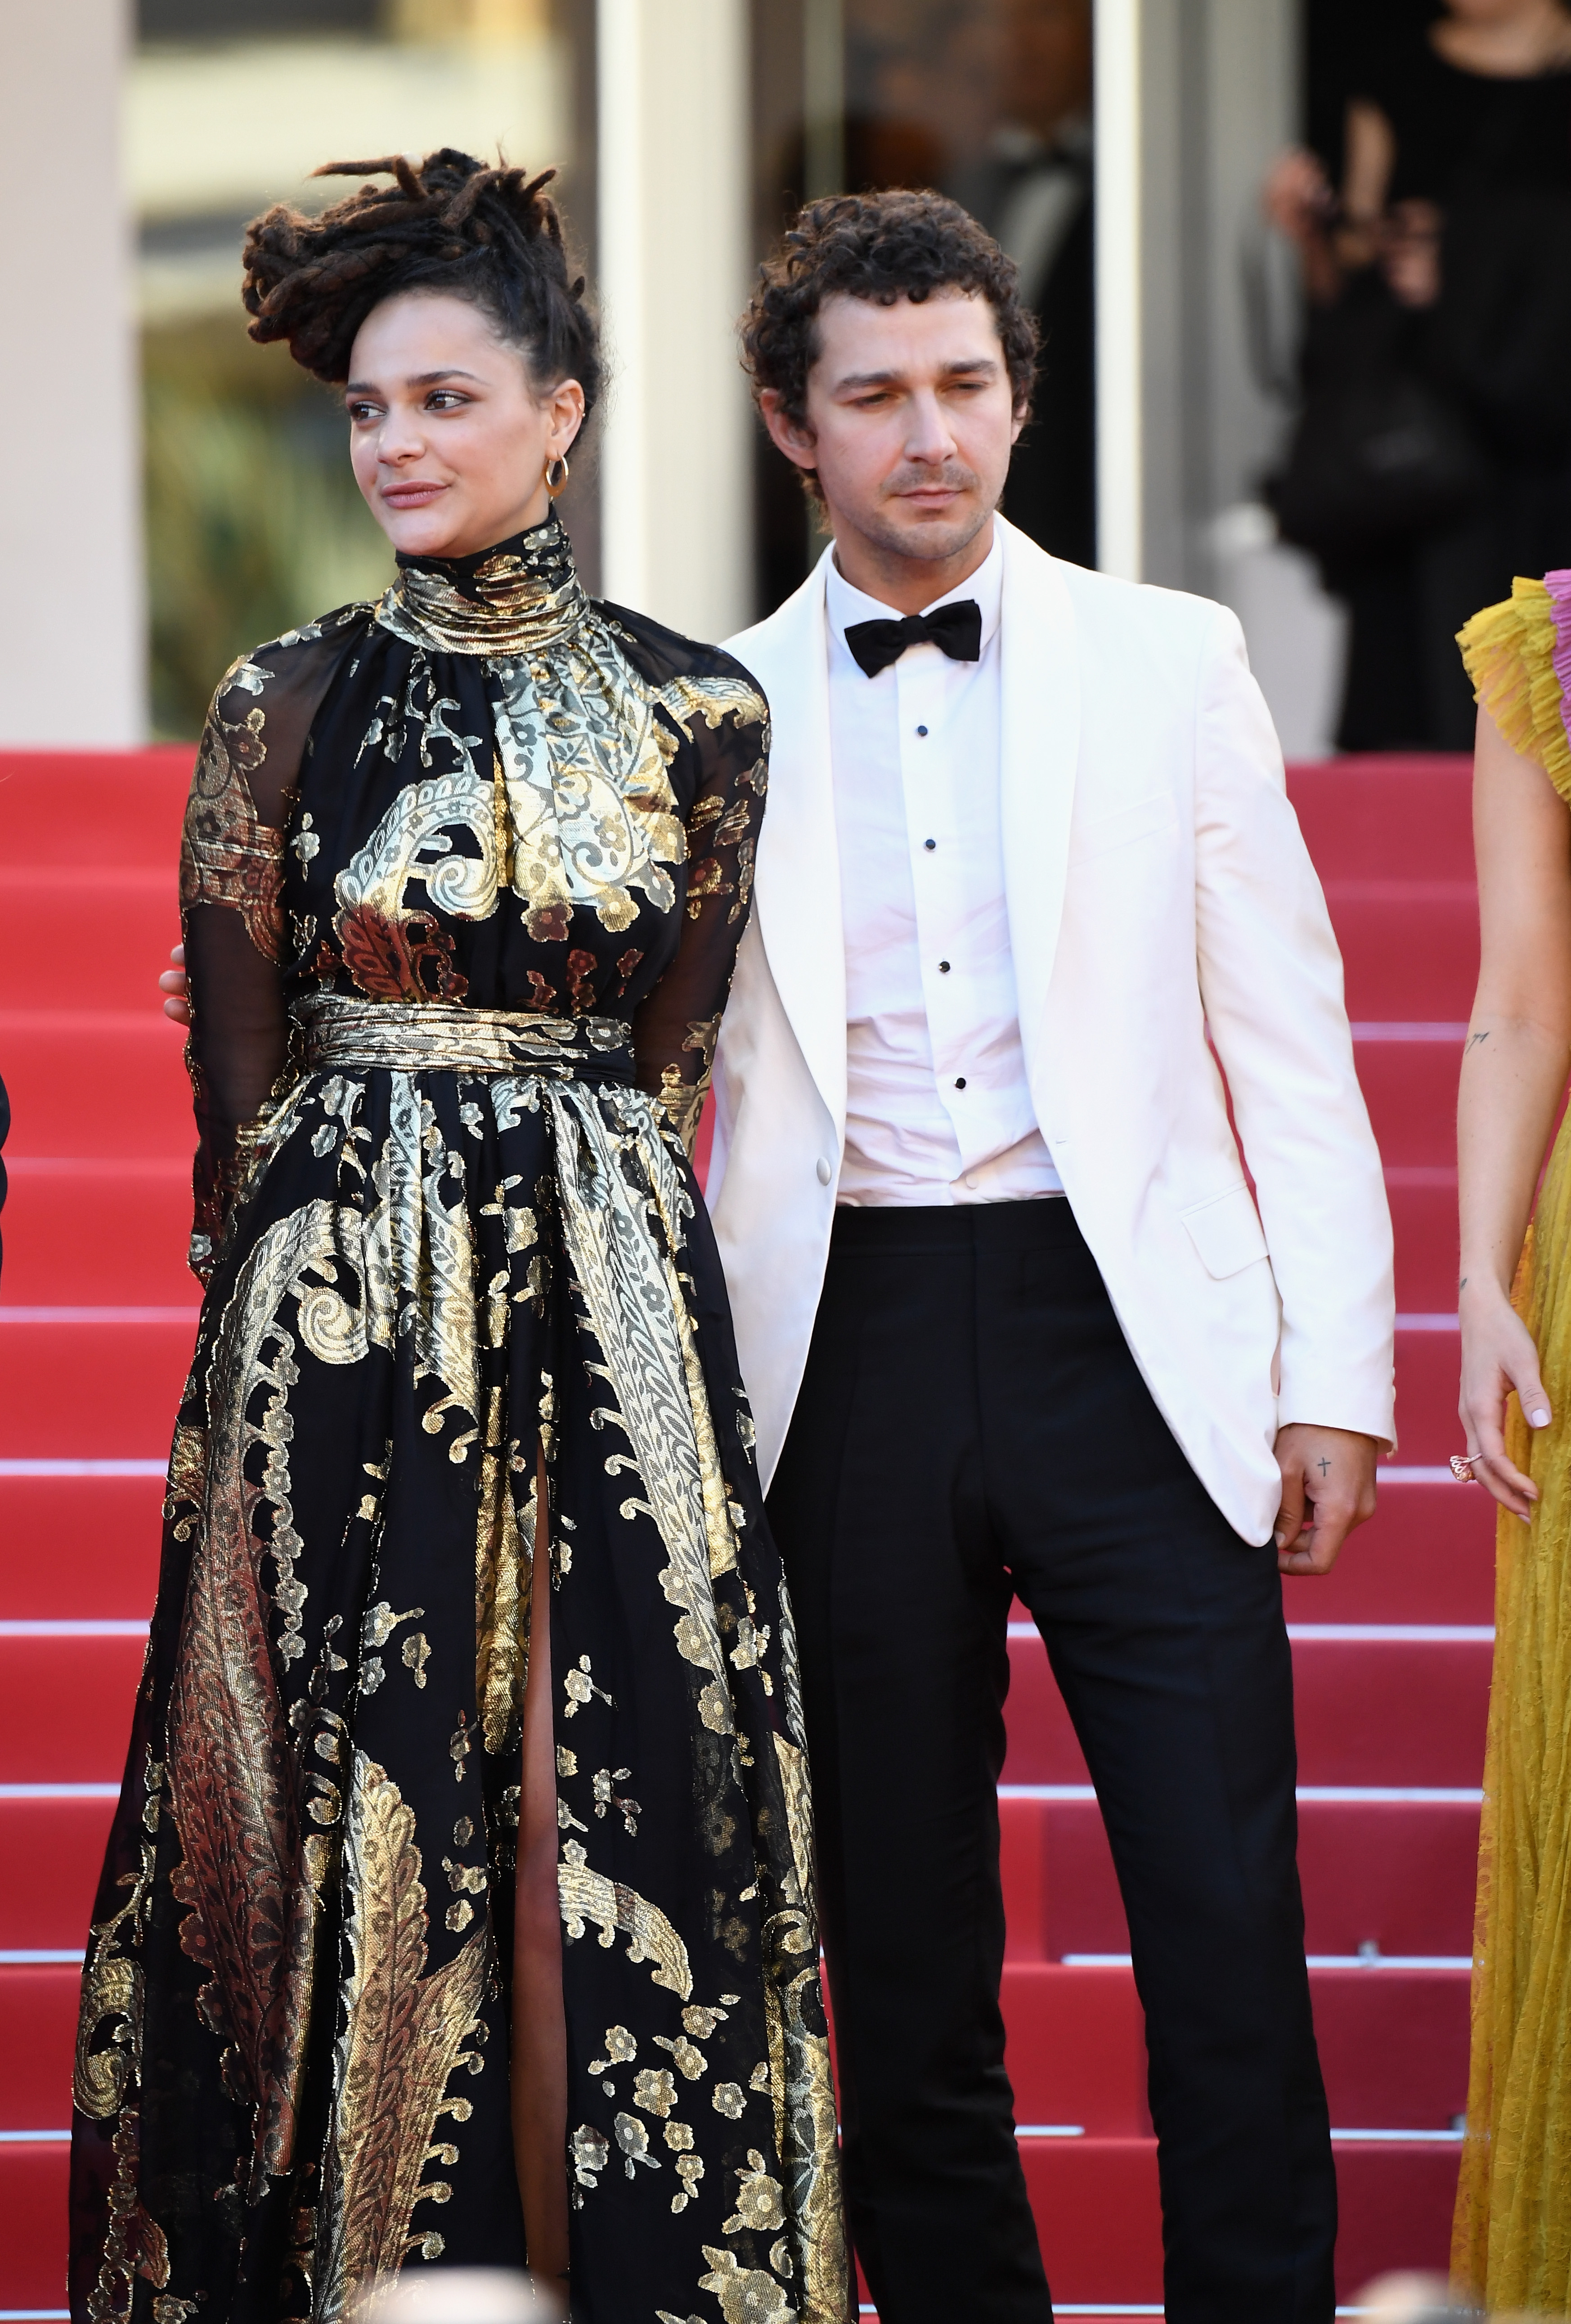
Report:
241,147,601,412
740,188,1038,448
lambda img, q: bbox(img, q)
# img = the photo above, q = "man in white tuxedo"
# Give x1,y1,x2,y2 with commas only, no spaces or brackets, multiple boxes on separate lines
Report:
713,192,1395,2324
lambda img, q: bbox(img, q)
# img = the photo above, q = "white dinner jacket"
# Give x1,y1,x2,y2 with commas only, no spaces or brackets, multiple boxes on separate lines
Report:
711,517,1396,1544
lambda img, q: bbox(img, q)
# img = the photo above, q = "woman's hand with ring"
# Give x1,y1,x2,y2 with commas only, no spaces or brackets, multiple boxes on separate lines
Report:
1458,1276,1550,1518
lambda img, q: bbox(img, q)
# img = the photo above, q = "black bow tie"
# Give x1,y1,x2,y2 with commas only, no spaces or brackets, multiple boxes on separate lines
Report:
843,598,983,678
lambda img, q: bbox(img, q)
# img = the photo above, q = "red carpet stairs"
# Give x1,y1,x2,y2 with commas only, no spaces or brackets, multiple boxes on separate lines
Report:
0,752,1491,2319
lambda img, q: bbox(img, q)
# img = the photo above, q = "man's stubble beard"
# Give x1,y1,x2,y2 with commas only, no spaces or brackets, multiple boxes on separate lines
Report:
835,466,1000,571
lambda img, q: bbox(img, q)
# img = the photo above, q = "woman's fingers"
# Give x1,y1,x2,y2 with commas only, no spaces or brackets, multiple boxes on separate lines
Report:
1506,1351,1551,1433
1460,1376,1540,1518
1458,1299,1550,1516
1262,148,1330,240
158,943,191,1026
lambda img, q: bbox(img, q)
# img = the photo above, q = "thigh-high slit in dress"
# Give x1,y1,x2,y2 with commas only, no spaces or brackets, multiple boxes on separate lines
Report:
67,515,848,2324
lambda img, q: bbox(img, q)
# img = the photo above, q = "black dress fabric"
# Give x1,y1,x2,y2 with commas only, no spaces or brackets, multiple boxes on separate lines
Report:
68,515,848,2324
768,1201,1333,2324
1360,38,1571,206
1326,36,1571,750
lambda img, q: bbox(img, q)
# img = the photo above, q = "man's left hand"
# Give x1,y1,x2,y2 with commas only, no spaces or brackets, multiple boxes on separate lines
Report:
1272,1424,1379,1576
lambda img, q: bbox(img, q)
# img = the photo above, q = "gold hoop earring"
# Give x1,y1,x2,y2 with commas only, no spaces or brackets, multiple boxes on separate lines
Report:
544,453,570,499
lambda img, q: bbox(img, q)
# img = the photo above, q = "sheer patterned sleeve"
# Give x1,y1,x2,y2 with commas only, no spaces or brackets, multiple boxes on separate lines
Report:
180,620,360,1278
633,667,771,1152
1459,575,1571,805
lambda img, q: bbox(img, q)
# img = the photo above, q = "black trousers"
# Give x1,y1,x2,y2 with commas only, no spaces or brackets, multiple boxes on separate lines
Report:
766,1200,1336,2324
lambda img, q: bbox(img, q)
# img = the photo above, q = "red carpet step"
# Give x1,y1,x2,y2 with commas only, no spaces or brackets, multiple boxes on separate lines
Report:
1001,1625,1490,1790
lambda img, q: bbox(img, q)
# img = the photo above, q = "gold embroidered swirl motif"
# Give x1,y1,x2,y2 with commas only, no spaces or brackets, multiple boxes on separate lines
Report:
547,1084,738,1705
331,705,497,1001
491,633,686,939
180,654,287,961
74,1956,142,2120
760,1906,845,2324
316,1754,489,2317
376,520,587,658
296,994,632,1079
85,2109,171,2324
259,1072,480,1442
166,1200,357,2181
557,1839,692,1998
476,1384,532,1755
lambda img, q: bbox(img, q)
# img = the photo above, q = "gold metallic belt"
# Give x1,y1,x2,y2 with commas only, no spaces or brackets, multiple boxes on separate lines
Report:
293,993,636,1081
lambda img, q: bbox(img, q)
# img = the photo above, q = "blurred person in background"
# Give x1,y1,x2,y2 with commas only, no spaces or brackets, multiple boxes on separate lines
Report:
1451,567,1571,2314
71,148,846,2324
1265,0,1571,751
836,0,1095,565
949,0,1095,566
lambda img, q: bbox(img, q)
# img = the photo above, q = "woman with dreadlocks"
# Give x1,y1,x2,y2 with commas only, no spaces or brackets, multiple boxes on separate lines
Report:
68,150,846,2324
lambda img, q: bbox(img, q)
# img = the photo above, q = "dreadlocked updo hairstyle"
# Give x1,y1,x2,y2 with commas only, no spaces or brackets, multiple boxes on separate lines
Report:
241,147,601,413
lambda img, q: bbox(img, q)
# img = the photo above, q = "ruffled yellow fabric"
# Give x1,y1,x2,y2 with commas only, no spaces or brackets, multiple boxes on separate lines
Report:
1458,578,1571,804
1451,1142,1571,2309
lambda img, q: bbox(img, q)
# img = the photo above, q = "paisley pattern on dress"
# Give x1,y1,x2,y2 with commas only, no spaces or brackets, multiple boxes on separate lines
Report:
69,516,848,2324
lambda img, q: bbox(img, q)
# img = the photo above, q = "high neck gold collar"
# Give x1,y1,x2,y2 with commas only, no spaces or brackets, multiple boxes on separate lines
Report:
376,513,588,657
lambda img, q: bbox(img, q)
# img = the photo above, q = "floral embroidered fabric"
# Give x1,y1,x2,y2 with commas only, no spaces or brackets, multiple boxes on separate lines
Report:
69,516,849,2324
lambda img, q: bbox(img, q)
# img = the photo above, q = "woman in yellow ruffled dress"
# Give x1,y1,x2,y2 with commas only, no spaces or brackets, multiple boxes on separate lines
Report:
1454,569,1571,2308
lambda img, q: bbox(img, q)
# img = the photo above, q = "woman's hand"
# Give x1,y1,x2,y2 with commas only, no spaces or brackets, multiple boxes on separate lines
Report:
1263,148,1335,247
1459,1276,1550,1517
159,942,191,1027
1262,145,1354,303
1381,198,1442,309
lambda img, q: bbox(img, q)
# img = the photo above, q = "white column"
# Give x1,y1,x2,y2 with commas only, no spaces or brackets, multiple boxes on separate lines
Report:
1093,0,1144,582
596,0,754,641
0,0,145,745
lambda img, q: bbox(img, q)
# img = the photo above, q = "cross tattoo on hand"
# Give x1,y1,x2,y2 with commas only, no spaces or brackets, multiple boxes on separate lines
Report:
1316,1456,1331,1478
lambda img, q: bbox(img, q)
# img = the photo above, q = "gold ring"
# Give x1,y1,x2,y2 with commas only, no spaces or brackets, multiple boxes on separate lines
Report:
1450,1453,1477,1483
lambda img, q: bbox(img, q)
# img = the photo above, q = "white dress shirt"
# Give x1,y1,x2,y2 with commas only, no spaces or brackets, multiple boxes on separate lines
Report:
826,535,1063,1206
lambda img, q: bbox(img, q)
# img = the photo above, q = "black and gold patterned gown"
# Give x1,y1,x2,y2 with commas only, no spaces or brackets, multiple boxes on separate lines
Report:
68,516,848,2324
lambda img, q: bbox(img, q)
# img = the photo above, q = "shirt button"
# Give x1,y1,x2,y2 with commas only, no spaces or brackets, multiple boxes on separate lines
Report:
816,1157,832,1186
954,1076,967,1089
916,724,929,736
924,838,937,851
964,1172,979,1189
938,960,951,973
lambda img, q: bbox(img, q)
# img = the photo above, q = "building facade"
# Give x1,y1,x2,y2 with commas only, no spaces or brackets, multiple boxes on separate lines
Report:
0,0,1339,750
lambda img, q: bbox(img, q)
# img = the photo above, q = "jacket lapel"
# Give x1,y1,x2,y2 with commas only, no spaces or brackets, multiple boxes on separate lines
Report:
998,519,1079,1084
732,551,848,1138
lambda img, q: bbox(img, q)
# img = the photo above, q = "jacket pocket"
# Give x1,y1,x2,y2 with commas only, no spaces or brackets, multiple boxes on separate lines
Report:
1181,1184,1269,1278
1068,792,1179,864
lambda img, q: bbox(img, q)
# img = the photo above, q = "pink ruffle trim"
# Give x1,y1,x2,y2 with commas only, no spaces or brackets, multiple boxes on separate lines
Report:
1544,566,1571,733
